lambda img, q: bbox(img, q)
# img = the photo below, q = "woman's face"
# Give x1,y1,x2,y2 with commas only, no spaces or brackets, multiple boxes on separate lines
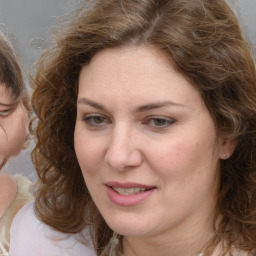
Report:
0,85,28,162
74,46,230,239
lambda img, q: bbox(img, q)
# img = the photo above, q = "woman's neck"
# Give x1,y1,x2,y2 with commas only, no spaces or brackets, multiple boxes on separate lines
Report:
122,211,216,256
123,235,210,256
0,173,17,218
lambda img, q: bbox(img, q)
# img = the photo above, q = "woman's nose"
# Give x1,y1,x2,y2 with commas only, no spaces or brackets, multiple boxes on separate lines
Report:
104,126,143,171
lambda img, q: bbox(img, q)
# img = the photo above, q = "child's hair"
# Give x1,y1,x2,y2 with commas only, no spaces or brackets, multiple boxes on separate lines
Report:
0,32,29,110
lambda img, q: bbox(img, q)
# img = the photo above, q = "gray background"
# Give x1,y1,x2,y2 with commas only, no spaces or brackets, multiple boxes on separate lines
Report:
1,0,81,180
1,0,255,180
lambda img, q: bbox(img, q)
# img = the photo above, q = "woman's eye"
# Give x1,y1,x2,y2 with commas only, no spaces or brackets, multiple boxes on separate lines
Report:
83,114,109,127
0,109,13,117
146,116,174,128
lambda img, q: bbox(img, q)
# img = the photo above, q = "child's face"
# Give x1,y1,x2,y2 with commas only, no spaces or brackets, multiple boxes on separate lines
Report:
0,85,28,163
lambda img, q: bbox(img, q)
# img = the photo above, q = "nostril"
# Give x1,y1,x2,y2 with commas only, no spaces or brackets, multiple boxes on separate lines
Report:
104,146,143,171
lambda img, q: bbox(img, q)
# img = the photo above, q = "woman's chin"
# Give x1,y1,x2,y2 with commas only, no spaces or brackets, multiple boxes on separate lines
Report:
106,219,154,237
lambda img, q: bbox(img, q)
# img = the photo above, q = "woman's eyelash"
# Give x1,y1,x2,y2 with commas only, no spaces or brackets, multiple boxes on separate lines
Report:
83,114,110,126
145,116,175,128
81,114,174,130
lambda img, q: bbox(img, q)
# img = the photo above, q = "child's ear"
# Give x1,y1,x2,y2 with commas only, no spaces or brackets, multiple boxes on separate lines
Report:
219,138,237,160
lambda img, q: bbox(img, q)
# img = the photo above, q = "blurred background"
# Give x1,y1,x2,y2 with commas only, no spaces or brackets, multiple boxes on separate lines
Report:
0,0,81,180
0,0,255,181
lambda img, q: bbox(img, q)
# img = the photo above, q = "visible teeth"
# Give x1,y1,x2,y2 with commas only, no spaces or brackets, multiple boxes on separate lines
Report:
113,187,147,195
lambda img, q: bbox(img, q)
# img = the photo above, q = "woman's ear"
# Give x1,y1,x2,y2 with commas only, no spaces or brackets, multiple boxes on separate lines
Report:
219,137,237,160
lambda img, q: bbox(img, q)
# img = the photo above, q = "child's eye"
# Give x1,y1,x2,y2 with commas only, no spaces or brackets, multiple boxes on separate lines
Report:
0,108,13,117
146,116,174,128
83,114,109,127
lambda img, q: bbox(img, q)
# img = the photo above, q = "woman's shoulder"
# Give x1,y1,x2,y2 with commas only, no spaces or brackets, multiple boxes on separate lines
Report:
9,201,95,256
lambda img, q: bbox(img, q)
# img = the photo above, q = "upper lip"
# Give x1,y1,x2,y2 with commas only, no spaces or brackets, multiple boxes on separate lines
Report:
105,181,155,189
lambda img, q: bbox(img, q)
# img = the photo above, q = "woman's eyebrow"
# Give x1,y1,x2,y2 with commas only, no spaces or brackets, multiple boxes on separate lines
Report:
77,98,106,110
135,101,186,113
77,98,186,113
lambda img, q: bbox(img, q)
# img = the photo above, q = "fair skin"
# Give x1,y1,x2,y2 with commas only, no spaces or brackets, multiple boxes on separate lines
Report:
0,85,28,159
0,173,17,218
74,45,235,256
0,84,28,216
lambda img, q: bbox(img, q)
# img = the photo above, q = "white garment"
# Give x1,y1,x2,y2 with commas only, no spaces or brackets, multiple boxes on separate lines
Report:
9,202,95,256
0,174,33,256
10,203,255,256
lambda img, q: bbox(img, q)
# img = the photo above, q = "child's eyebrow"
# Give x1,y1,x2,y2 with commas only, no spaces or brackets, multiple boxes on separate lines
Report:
0,102,17,107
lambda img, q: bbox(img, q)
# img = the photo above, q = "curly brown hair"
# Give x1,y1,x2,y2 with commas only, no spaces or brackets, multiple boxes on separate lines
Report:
31,0,256,255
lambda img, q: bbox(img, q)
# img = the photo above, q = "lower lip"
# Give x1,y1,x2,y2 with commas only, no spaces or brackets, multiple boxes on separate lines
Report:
106,186,155,206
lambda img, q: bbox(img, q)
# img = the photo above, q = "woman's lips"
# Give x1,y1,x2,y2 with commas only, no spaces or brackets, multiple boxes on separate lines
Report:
105,182,156,206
